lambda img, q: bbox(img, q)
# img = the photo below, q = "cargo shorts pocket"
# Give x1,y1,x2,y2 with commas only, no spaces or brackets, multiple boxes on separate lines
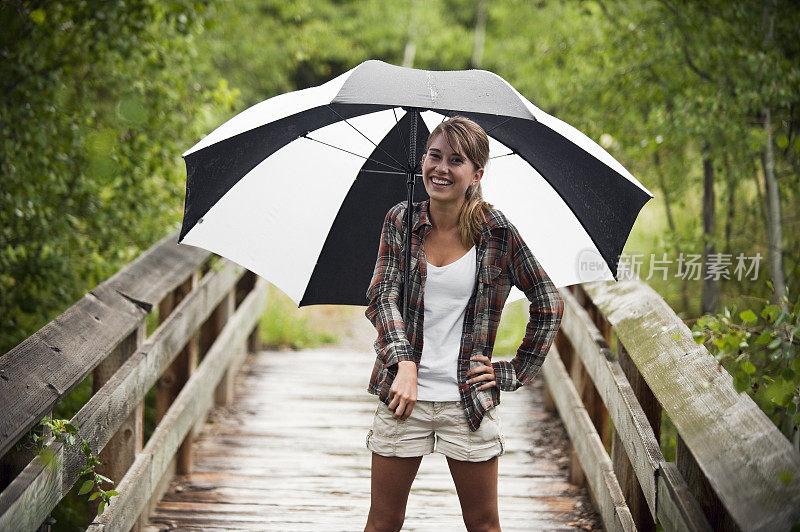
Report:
470,406,502,447
372,402,408,440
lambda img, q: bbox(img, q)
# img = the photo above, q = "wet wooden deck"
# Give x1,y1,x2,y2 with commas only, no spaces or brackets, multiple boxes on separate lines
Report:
147,331,601,531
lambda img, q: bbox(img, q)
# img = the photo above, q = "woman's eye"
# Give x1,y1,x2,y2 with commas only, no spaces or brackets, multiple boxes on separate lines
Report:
452,158,462,164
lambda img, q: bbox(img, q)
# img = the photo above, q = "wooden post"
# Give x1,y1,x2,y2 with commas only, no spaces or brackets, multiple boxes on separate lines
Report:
155,272,199,473
612,339,658,530
92,323,146,531
676,434,738,530
213,291,237,406
554,332,585,486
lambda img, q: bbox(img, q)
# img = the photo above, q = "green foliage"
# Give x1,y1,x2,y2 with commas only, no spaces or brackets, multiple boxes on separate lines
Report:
16,415,117,522
692,294,800,444
0,0,228,356
259,285,339,350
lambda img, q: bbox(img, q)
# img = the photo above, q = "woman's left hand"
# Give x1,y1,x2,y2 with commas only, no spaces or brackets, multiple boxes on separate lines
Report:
466,355,497,391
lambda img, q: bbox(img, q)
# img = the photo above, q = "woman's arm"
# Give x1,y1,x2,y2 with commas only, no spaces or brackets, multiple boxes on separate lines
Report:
492,222,564,391
365,204,417,419
365,203,415,369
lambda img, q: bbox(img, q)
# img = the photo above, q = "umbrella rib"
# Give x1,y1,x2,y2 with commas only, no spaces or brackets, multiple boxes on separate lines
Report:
325,105,408,171
359,169,420,176
484,116,514,135
489,152,516,160
302,135,406,172
392,108,410,164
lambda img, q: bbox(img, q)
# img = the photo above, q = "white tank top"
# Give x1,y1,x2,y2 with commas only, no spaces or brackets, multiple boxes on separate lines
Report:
417,246,477,401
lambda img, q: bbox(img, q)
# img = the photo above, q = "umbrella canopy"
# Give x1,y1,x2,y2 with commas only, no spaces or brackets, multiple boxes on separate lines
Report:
179,60,652,307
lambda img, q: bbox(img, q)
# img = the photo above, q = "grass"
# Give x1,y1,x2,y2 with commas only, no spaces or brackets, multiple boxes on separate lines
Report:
258,283,345,350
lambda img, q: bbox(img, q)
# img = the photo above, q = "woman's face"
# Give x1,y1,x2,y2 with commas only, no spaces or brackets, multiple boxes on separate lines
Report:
421,133,483,207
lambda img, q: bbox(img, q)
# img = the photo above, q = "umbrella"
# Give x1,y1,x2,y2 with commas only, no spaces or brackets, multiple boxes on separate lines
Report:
179,59,652,311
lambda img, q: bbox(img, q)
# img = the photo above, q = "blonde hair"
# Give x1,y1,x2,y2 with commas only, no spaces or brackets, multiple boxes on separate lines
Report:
425,116,493,248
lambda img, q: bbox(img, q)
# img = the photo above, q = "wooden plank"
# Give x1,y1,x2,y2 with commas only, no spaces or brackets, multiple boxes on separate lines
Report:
559,289,663,518
0,260,245,531
212,293,236,407
657,462,712,532
92,324,145,530
0,445,62,532
542,345,634,531
583,278,800,530
90,278,269,532
145,338,602,532
100,230,209,312
0,230,209,459
0,284,145,459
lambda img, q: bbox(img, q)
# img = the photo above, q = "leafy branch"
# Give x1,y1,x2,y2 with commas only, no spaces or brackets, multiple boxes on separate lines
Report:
23,416,119,515
691,293,800,446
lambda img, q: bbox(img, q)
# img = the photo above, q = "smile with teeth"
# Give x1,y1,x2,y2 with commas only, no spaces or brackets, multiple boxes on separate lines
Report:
431,176,452,186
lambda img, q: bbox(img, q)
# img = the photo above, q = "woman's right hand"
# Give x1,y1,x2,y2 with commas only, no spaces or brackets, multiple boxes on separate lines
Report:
388,360,417,420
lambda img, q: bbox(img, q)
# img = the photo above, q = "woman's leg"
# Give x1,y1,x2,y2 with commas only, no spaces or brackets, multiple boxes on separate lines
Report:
364,453,423,532
446,455,501,532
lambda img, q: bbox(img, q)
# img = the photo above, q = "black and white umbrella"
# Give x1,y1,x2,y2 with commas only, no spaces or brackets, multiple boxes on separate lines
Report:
179,60,652,308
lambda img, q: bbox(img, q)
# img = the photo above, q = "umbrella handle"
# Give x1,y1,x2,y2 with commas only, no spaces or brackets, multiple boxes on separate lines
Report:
402,109,419,327
402,171,414,325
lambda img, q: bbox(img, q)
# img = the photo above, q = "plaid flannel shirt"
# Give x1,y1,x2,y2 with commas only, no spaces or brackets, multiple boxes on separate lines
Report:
365,199,564,431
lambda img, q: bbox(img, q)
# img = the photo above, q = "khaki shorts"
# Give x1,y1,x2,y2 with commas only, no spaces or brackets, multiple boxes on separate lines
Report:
366,400,504,462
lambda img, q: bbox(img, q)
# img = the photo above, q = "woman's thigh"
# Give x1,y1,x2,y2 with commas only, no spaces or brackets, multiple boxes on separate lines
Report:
446,456,500,531
368,453,423,518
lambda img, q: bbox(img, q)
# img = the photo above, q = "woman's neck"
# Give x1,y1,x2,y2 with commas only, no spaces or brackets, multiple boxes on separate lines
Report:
428,198,463,232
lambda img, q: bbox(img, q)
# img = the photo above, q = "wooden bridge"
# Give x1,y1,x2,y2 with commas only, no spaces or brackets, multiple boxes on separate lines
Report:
1,231,799,531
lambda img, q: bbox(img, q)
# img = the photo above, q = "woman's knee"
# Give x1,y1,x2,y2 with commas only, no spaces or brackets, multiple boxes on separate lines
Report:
365,510,405,532
463,511,501,532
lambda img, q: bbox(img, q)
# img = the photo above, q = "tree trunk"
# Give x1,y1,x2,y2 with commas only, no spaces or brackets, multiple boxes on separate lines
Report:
762,106,787,306
402,0,419,68
654,150,689,312
471,0,488,68
723,151,736,255
701,142,718,314
760,0,787,307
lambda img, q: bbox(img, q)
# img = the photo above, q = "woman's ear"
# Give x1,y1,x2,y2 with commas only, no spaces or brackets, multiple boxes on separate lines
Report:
472,166,484,186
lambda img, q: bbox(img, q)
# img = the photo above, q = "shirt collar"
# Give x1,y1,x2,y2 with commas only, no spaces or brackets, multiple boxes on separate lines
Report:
412,198,509,239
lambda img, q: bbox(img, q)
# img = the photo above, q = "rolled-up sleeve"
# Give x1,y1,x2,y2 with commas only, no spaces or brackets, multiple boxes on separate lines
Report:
365,204,416,369
492,222,563,391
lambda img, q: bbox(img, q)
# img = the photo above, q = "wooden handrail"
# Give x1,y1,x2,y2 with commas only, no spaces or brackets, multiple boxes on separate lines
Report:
0,231,208,458
0,230,267,531
543,276,800,531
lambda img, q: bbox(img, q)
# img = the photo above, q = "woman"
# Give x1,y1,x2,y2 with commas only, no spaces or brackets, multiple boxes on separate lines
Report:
364,116,564,532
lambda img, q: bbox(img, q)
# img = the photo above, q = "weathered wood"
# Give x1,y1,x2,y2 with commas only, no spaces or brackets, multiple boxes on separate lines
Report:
617,342,661,449
100,230,209,313
155,272,200,474
583,278,800,530
657,462,713,532
92,324,145,531
542,345,634,531
0,260,244,531
676,433,737,531
559,289,663,520
612,429,655,531
0,230,209,459
89,278,269,532
0,446,63,532
212,292,236,407
144,340,601,531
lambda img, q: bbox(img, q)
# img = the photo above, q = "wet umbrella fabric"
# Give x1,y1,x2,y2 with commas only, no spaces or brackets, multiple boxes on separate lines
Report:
179,60,652,307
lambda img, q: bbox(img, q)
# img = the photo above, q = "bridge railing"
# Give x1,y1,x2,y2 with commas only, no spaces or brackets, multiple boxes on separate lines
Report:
0,230,269,531
544,276,800,531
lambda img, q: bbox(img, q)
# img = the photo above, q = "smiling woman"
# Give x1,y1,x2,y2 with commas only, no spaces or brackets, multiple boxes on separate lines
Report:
364,116,564,532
